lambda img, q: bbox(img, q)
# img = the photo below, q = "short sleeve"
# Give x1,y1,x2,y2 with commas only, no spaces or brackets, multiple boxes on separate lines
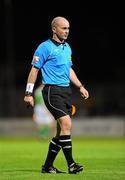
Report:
31,43,49,69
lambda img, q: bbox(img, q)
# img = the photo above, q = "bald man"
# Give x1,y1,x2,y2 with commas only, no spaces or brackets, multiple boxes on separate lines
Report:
24,16,89,174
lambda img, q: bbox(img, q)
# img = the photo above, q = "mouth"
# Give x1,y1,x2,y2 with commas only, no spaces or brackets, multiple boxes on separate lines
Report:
64,34,68,38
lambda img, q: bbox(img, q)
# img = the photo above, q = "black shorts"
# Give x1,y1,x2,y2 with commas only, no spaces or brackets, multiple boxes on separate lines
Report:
42,85,72,120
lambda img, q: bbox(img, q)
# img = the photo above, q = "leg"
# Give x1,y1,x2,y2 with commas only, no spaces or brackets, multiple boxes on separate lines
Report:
58,115,74,166
41,121,63,173
58,115,83,174
55,120,61,138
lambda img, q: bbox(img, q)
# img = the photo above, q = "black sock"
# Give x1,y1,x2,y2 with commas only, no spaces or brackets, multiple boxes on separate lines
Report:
59,135,75,167
44,137,61,168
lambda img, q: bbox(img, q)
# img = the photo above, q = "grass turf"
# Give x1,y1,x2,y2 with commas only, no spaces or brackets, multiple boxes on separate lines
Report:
0,137,125,180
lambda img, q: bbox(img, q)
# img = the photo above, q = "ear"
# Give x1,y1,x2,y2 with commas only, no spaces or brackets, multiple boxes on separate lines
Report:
52,26,56,33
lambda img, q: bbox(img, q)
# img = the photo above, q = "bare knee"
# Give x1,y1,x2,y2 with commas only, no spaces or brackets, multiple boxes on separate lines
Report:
58,115,72,135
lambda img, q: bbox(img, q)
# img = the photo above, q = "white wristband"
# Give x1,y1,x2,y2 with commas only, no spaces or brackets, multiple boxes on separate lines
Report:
26,83,34,93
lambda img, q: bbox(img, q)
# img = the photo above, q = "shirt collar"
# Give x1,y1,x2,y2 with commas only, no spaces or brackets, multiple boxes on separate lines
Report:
50,38,66,46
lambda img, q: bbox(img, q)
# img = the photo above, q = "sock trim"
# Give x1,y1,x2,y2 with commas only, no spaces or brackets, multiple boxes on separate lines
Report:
63,145,72,149
59,139,71,142
51,149,58,153
51,140,61,148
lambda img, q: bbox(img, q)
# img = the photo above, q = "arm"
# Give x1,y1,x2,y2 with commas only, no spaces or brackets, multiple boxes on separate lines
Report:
24,66,39,107
70,68,89,99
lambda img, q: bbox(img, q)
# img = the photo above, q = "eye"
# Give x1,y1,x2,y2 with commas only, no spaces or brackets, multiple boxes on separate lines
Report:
63,27,69,30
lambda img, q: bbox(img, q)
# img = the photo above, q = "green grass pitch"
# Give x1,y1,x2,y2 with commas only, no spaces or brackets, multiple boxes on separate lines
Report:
0,137,125,180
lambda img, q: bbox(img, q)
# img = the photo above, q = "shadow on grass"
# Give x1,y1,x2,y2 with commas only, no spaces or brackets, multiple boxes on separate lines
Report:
0,169,40,173
0,169,68,174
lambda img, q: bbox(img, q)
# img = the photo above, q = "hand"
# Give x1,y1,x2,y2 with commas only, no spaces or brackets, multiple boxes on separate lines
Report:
24,96,34,107
80,86,89,100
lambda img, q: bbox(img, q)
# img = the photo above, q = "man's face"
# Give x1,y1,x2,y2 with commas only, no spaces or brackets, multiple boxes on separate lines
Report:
53,19,70,41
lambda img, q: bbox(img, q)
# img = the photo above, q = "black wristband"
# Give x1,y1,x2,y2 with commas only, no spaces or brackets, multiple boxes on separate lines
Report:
79,84,84,89
25,91,33,96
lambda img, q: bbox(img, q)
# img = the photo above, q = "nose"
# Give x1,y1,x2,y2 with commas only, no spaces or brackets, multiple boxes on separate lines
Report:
65,29,69,34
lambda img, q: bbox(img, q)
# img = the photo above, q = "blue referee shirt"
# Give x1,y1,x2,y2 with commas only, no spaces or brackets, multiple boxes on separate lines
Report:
31,38,73,86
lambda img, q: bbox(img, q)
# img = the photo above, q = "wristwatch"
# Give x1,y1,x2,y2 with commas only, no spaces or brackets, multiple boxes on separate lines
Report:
25,91,33,96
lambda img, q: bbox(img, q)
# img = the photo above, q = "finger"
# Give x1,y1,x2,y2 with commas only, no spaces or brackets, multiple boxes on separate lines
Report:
81,95,87,99
27,104,31,108
26,102,31,108
26,101,33,108
81,94,88,99
84,96,88,99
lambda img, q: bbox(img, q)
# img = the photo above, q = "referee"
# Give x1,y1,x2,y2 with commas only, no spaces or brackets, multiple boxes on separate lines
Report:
24,16,89,174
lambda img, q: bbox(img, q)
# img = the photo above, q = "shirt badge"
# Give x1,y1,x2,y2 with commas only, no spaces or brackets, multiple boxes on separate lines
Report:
32,56,39,63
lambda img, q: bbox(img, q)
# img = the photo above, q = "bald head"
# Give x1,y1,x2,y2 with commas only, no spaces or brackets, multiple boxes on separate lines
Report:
51,16,69,29
51,16,70,42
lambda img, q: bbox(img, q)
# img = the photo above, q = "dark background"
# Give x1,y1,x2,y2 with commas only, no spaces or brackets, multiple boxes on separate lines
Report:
0,1,125,117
